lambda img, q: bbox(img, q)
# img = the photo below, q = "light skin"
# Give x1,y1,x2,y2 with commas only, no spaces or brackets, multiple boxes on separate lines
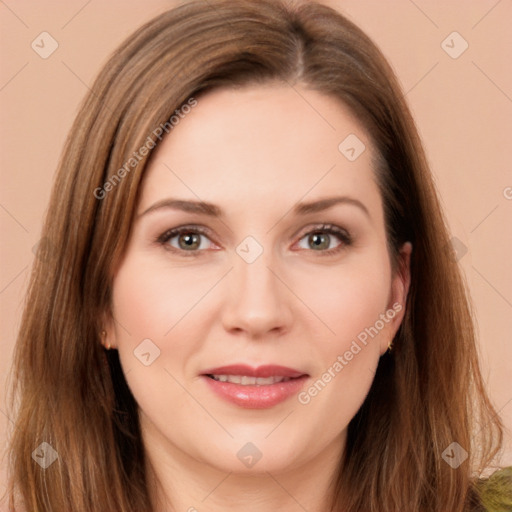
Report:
105,83,411,512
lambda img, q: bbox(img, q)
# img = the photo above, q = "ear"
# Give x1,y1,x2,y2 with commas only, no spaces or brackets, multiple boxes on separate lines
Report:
379,241,412,355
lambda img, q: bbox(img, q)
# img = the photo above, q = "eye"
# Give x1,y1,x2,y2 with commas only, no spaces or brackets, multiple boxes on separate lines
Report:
156,225,217,256
295,224,352,256
156,223,352,257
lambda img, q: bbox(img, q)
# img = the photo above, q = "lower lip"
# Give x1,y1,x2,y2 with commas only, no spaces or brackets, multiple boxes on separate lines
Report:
201,375,309,409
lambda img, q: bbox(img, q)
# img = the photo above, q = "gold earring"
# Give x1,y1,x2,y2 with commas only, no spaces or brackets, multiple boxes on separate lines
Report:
387,340,394,352
100,330,111,350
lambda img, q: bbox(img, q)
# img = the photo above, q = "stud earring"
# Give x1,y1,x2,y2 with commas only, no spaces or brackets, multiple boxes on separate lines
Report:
100,330,111,350
387,340,394,352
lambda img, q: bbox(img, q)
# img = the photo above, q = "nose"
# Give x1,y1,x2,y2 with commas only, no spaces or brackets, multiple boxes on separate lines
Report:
220,251,293,339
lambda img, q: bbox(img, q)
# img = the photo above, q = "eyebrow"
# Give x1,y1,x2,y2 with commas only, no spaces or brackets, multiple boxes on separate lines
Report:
137,195,370,219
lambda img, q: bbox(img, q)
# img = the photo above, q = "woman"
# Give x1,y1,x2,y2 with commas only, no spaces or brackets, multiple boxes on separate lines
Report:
5,1,511,510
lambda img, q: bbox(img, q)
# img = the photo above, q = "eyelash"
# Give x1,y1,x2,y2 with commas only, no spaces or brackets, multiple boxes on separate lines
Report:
155,223,353,258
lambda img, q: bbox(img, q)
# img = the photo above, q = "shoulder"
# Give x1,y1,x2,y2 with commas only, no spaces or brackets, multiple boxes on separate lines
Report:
472,466,512,512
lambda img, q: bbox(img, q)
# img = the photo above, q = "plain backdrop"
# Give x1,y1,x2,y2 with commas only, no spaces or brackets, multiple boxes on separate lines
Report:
1,0,511,497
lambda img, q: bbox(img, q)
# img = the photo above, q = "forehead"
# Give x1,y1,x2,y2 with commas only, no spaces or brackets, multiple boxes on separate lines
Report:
138,84,382,220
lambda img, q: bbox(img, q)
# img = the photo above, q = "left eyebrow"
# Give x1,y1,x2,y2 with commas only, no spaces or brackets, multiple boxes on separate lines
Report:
293,196,370,218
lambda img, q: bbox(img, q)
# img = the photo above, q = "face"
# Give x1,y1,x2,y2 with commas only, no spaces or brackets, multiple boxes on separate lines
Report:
106,84,411,476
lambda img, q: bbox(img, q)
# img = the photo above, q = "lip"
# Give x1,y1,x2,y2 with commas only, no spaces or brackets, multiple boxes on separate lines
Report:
200,364,309,409
201,364,306,378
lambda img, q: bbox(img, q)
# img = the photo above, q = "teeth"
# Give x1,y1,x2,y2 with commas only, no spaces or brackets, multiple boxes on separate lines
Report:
210,375,292,385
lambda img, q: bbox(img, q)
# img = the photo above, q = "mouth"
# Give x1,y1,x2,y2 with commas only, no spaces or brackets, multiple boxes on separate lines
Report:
200,364,309,409
206,374,295,385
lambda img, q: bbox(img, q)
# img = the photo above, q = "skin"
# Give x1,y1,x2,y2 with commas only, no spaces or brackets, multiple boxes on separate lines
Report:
105,83,411,512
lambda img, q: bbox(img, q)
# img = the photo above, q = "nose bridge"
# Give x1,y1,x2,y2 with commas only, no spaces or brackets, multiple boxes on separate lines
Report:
221,241,291,335
235,249,275,297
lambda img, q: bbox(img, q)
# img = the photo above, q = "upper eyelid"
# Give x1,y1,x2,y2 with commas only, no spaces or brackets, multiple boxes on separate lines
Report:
295,223,350,238
158,223,351,248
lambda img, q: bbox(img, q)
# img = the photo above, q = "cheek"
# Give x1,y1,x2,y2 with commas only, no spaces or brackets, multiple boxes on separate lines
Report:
292,251,392,349
110,254,210,415
292,251,391,414
110,253,216,391
111,252,221,341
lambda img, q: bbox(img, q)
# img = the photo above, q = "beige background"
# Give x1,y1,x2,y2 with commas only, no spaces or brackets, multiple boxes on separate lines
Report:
1,0,511,497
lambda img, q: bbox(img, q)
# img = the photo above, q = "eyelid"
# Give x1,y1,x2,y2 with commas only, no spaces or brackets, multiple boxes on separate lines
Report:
156,224,215,243
294,223,351,243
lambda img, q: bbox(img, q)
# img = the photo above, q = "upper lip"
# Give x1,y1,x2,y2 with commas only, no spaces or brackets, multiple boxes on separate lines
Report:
201,364,308,379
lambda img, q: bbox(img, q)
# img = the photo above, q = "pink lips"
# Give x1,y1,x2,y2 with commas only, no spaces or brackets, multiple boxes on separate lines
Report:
201,364,309,409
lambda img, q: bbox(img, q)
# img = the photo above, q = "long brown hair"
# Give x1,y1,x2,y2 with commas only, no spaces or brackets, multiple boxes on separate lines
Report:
5,1,505,510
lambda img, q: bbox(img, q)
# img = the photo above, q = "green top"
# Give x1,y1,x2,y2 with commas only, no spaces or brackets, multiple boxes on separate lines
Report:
476,466,512,512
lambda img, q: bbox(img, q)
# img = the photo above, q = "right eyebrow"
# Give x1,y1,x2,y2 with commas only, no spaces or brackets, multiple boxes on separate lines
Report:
137,199,223,219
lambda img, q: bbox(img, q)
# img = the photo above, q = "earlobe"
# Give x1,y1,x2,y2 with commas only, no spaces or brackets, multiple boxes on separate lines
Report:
100,330,111,350
99,312,117,350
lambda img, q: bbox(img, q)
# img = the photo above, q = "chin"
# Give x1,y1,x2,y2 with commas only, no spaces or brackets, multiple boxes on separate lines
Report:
199,436,307,475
